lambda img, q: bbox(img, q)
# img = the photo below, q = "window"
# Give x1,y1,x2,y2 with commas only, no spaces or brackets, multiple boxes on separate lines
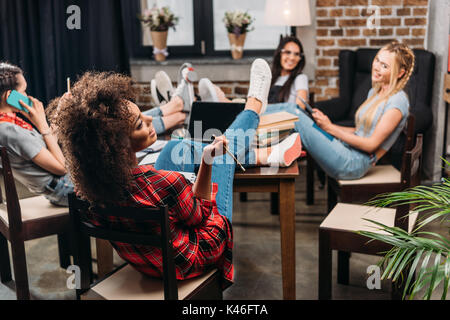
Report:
212,0,285,51
141,0,195,46
129,0,291,58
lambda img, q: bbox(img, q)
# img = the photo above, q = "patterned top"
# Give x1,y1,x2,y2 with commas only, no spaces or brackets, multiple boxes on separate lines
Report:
89,165,233,288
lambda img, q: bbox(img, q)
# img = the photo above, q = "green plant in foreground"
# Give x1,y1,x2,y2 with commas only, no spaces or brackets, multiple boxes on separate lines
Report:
358,172,450,300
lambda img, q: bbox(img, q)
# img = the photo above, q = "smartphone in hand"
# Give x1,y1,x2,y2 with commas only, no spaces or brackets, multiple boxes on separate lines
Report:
297,96,315,118
6,90,32,113
297,96,335,141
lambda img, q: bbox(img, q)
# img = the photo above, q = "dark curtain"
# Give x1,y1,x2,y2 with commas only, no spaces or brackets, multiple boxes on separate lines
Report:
0,0,133,105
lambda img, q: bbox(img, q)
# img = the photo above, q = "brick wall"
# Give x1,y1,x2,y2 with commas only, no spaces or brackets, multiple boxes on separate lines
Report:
134,81,250,110
313,0,429,101
134,0,429,108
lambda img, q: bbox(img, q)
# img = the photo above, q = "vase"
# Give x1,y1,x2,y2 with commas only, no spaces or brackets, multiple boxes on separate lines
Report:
228,33,246,60
151,31,169,62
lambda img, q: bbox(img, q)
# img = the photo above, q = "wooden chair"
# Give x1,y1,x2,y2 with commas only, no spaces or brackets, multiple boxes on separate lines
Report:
326,114,416,213
68,193,224,300
318,134,423,300
0,147,71,300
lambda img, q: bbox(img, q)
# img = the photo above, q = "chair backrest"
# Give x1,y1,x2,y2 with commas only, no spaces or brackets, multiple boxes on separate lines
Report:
68,193,177,300
395,134,423,230
0,147,23,231
379,113,415,169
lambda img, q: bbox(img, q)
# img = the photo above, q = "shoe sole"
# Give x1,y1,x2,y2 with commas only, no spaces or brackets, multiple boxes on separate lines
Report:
248,59,272,114
150,79,160,105
283,134,302,167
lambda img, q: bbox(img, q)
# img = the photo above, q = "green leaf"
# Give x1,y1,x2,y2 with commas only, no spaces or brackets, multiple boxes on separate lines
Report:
410,250,432,300
441,257,450,300
404,248,425,299
426,251,442,300
393,248,416,282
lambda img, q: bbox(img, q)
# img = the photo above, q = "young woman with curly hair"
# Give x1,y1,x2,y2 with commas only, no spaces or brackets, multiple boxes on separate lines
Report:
0,62,73,206
55,59,301,287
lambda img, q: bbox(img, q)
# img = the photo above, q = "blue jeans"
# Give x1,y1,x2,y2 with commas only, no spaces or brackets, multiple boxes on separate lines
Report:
154,109,260,222
265,103,375,180
143,107,165,134
44,174,74,207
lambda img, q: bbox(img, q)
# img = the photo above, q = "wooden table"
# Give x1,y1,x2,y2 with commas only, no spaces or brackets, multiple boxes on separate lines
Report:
95,161,299,300
233,161,299,300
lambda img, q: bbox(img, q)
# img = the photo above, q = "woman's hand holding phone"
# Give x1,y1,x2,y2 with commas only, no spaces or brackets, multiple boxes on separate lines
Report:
19,96,50,134
312,108,333,133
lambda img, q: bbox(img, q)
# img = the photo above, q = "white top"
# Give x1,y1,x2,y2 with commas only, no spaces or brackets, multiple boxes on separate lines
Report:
274,74,309,104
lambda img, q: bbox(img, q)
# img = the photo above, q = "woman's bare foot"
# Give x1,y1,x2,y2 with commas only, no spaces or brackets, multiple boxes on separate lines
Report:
162,111,186,130
255,146,272,165
214,85,231,102
159,96,184,116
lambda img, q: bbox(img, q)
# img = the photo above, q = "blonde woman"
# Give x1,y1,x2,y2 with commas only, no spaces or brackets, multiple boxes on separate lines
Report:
263,41,415,180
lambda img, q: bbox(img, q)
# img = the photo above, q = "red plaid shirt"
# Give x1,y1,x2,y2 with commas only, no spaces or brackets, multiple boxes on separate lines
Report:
90,165,233,288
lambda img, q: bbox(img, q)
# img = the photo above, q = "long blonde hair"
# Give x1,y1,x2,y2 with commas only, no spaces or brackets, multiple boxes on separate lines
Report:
355,42,415,133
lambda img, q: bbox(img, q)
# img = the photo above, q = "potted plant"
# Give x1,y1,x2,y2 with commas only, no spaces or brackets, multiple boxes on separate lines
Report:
138,6,179,62
359,165,450,300
223,10,254,60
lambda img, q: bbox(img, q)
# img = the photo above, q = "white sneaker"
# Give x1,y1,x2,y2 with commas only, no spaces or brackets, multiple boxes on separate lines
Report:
177,63,198,84
198,78,219,102
247,58,272,114
155,71,174,102
267,133,302,167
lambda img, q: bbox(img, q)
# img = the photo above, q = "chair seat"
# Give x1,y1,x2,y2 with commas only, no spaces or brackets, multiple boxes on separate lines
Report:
320,203,418,234
0,195,68,226
81,264,219,300
338,165,400,186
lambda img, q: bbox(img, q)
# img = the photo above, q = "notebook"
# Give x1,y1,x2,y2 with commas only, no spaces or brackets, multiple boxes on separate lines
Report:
256,111,299,134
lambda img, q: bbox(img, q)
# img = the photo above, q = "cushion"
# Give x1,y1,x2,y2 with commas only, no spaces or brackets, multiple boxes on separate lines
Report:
320,203,418,234
0,195,68,225
338,165,400,186
82,265,219,300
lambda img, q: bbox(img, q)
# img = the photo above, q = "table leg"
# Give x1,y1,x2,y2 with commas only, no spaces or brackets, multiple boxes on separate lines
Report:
278,178,296,300
95,239,114,278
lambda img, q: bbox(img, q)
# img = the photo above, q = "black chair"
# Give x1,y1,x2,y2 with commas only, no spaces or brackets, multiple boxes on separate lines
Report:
68,193,223,300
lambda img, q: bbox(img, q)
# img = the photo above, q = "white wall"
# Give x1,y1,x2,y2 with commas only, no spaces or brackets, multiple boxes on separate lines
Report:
296,0,316,82
424,0,450,183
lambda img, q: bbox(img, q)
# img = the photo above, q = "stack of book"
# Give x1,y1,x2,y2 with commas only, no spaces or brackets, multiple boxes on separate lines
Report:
256,112,299,147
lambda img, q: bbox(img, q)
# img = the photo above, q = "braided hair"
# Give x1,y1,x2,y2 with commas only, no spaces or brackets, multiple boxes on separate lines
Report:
0,62,23,99
355,41,415,133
